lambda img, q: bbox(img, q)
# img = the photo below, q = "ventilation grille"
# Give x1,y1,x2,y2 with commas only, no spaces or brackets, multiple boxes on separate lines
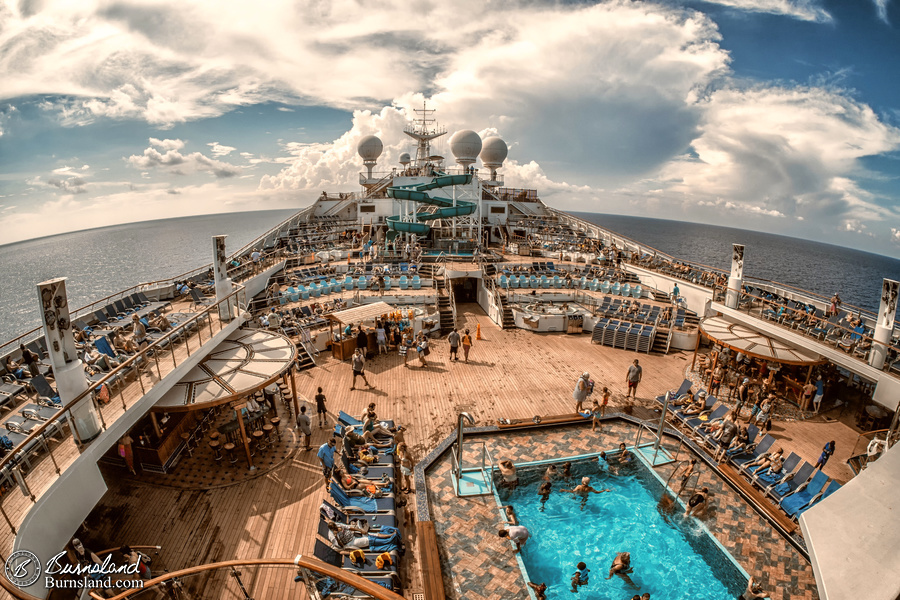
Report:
411,593,425,600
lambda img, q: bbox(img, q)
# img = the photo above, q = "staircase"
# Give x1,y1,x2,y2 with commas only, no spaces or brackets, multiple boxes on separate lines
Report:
295,340,316,371
418,263,437,278
483,264,497,277
502,305,515,329
436,277,454,333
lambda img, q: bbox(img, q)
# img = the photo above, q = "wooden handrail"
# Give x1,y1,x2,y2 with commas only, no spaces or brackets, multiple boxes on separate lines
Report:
87,556,405,600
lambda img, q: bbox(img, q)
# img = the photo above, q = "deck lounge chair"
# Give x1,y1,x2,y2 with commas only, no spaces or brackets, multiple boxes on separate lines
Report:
189,288,215,309
29,375,60,403
797,480,841,517
766,461,814,501
751,451,801,487
329,483,395,513
655,379,692,406
686,404,728,437
320,499,397,529
731,434,776,471
780,470,829,517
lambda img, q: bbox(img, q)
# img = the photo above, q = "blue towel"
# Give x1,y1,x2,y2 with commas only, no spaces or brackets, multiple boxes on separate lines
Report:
369,526,400,552
94,336,117,358
756,469,782,485
330,483,377,512
772,482,791,497
315,576,357,598
781,493,812,516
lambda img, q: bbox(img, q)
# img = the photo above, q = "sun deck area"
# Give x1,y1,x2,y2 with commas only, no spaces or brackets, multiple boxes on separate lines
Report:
72,299,867,600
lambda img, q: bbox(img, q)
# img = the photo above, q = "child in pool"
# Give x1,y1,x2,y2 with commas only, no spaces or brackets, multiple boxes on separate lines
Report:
571,561,590,592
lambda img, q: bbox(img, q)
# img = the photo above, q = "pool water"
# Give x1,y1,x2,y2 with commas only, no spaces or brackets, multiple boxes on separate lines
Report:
496,457,746,599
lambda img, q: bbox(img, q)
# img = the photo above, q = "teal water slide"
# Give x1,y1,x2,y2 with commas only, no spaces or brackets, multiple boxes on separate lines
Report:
386,174,476,235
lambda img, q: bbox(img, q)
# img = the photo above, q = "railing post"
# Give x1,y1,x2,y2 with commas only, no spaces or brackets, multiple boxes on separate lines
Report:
46,437,61,474
0,502,17,534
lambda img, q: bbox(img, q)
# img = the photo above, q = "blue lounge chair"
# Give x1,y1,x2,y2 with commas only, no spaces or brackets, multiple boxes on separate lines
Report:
797,480,841,516
412,275,421,290
780,470,829,517
655,379,692,406
731,434,776,471
329,483,394,513
766,461,814,501
752,452,801,487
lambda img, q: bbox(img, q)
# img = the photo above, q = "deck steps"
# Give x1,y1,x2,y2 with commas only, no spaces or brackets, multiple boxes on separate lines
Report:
501,306,515,329
295,342,315,371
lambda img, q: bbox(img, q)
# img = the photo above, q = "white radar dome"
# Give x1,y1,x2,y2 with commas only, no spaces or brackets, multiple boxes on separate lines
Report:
449,130,482,165
357,135,383,161
399,152,411,165
480,137,508,167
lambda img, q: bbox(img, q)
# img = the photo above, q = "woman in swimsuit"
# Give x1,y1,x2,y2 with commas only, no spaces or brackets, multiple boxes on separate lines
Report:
685,487,709,517
606,552,637,589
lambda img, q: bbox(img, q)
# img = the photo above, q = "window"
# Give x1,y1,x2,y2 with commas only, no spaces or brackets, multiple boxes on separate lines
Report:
490,206,506,214
359,205,376,213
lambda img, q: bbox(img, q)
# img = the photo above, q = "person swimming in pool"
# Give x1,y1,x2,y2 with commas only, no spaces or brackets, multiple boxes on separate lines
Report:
606,552,638,589
618,443,635,464
561,477,611,509
537,481,552,511
685,487,710,518
561,461,573,480
543,464,559,481
527,582,548,600
570,561,590,593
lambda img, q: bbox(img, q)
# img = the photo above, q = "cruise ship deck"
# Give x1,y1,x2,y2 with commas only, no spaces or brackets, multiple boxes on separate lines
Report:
73,295,859,600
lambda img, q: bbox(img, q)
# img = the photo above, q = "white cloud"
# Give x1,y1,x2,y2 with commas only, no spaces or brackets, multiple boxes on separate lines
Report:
208,142,236,157
891,228,900,245
699,0,831,22
873,0,890,23
149,138,185,151
128,139,241,178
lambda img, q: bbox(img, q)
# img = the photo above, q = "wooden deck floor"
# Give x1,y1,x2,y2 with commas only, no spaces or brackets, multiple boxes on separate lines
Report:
80,301,864,599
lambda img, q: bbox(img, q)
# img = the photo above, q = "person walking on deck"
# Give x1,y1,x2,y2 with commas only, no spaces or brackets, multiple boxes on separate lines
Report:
462,328,473,362
349,349,371,390
448,328,460,361
298,405,313,450
573,372,591,413
315,387,328,428
625,359,642,400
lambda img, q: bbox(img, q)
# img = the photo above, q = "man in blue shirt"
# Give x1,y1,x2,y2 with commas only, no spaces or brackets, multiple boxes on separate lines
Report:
813,376,825,413
317,437,337,490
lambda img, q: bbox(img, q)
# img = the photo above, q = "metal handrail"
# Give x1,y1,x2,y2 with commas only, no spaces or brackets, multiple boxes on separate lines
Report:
0,284,247,546
720,285,900,368
0,208,313,357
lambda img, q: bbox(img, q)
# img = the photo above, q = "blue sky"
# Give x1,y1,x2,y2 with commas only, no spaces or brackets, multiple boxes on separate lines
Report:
0,0,898,256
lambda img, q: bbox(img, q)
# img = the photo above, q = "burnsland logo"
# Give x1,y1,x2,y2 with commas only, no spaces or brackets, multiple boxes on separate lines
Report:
5,550,41,588
5,551,145,591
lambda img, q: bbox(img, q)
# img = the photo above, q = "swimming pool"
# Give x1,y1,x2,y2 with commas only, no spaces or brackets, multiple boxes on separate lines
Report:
495,455,747,599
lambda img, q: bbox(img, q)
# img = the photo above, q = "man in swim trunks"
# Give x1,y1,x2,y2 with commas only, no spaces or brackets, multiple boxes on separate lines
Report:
561,477,611,509
606,552,637,589
685,487,709,517
625,359,642,399
527,582,548,600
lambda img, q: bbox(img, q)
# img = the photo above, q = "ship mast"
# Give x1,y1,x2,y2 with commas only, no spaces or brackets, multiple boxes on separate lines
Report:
403,101,446,167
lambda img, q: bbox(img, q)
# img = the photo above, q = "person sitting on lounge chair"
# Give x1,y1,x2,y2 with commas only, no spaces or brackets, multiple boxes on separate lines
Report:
745,448,783,473
83,346,120,371
331,468,391,494
682,391,709,416
4,355,28,379
148,311,171,332
324,517,396,551
113,331,138,355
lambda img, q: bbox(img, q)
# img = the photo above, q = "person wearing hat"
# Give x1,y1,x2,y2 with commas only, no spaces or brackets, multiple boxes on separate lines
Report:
573,372,591,413
683,390,708,416
812,375,825,413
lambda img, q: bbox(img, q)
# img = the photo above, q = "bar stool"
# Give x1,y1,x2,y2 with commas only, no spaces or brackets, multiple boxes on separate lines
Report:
269,417,282,442
180,433,194,458
251,430,265,454
209,430,220,442
223,442,237,464
263,423,275,448
209,440,222,462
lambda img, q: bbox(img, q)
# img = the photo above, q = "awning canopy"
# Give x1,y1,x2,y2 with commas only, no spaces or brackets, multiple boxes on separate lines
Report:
326,301,396,326
699,316,825,366
155,328,296,411
800,443,900,600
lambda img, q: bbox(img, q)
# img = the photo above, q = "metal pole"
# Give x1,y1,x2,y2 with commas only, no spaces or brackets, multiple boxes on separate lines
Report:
652,392,670,465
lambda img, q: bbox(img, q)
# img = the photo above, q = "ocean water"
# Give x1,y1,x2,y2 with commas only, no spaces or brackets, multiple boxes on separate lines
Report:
574,213,900,315
498,458,746,599
0,209,296,343
0,209,898,344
